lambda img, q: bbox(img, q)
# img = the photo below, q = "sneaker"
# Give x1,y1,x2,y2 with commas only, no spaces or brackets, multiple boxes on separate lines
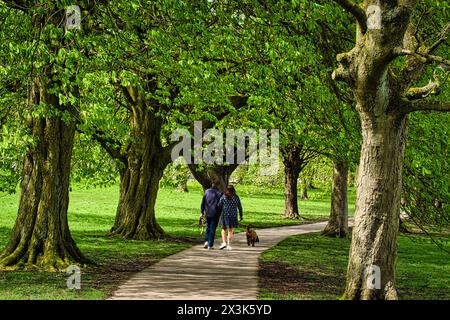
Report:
208,246,214,250
219,242,227,250
204,242,208,249
226,245,232,251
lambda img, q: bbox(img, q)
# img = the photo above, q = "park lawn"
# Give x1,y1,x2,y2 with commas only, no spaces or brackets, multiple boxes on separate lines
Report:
259,232,450,300
0,183,345,300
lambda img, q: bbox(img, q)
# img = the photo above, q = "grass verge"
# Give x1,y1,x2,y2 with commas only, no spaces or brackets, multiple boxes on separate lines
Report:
259,232,450,300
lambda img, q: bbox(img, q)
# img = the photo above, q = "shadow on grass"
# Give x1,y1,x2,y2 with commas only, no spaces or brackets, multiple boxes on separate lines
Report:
0,229,194,299
68,211,205,240
72,230,193,260
259,260,345,299
259,232,450,300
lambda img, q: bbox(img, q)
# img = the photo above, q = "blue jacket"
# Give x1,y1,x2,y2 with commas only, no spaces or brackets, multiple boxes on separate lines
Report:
201,188,223,218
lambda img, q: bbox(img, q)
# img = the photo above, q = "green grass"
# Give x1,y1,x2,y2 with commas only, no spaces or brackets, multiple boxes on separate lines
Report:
259,232,450,300
1,182,447,300
0,182,338,300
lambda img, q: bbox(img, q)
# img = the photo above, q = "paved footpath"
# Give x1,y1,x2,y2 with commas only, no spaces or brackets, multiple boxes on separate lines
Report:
110,221,329,300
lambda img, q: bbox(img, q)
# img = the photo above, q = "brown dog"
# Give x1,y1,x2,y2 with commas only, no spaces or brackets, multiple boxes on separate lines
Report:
246,224,259,246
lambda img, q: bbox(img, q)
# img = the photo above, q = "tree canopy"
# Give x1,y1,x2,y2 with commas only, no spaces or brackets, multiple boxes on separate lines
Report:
0,0,448,300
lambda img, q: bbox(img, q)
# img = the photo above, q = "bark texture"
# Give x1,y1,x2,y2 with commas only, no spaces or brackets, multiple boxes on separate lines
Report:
0,81,87,271
0,0,109,272
344,114,407,299
331,0,434,300
109,89,171,240
322,161,349,238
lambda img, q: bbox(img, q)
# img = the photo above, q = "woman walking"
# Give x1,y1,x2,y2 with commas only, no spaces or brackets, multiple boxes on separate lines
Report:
217,185,243,250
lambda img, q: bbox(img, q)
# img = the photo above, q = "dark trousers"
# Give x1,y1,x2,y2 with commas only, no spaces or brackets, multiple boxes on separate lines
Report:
204,216,217,247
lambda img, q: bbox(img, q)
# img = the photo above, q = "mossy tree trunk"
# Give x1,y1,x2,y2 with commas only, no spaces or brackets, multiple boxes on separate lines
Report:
0,0,109,272
108,88,172,240
322,161,349,237
111,156,167,239
334,10,407,299
332,0,450,299
0,80,88,271
108,92,246,238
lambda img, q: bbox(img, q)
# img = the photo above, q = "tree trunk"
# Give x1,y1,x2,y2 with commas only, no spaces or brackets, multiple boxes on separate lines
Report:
343,114,407,300
284,165,299,219
281,144,315,219
110,109,168,240
188,164,238,192
300,178,308,200
322,161,349,237
332,0,449,300
283,148,301,219
211,165,238,190
330,0,422,299
111,161,166,240
0,81,88,271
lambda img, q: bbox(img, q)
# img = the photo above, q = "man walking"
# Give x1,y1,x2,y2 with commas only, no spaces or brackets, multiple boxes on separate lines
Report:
201,179,223,249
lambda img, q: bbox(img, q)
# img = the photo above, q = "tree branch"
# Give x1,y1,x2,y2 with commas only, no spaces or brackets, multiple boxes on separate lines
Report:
121,85,138,106
332,50,357,85
90,129,126,164
405,80,441,100
406,99,450,113
427,22,450,54
394,47,450,67
333,0,367,34
405,67,448,100
112,95,131,112
0,0,30,12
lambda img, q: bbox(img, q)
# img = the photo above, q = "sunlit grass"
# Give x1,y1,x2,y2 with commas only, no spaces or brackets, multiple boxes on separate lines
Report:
259,232,450,300
0,181,338,299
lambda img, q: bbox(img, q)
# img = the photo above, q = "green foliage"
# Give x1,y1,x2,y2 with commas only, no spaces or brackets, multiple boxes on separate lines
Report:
231,155,334,192
0,0,361,192
403,112,450,228
210,1,360,167
0,119,33,193
160,160,191,191
71,133,121,188
300,156,333,190
232,163,284,187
